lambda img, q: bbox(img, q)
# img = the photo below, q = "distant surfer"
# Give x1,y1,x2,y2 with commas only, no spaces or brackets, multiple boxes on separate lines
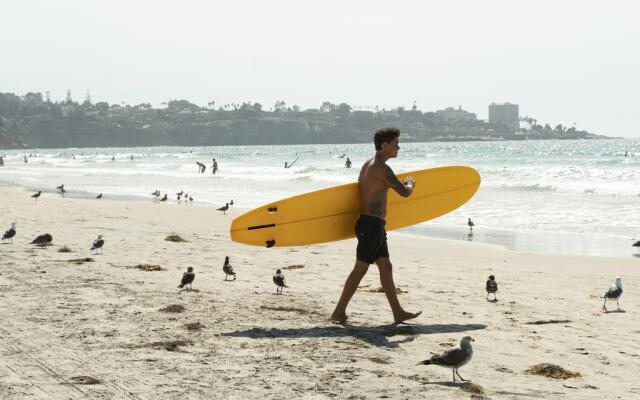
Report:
331,127,420,324
196,161,206,173
345,157,352,168
285,157,299,169
212,158,218,174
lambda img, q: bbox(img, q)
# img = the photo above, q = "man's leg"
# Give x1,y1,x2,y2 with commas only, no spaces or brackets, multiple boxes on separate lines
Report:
375,257,422,323
331,260,370,322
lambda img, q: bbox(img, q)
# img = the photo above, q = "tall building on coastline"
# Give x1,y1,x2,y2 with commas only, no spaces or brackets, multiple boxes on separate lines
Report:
488,103,519,131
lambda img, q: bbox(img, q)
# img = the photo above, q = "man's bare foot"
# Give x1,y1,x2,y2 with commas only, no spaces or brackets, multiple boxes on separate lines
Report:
394,310,422,324
330,312,348,323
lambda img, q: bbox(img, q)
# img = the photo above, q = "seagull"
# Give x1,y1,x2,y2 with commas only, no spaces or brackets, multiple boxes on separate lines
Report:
229,199,234,206
486,275,498,300
30,233,53,247
217,203,229,215
633,240,640,254
467,218,474,231
151,189,160,197
160,194,168,202
273,269,288,294
91,234,105,254
178,267,195,290
188,196,193,203
418,336,475,382
601,276,623,312
223,256,236,280
177,193,182,201
96,193,103,199
176,190,184,197
31,191,42,200
56,184,64,191
2,223,16,244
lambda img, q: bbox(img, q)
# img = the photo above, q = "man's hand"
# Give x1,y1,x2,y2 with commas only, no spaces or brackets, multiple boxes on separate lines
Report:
403,176,416,188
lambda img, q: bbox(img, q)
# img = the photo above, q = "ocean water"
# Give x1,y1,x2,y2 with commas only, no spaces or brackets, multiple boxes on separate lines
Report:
1,139,639,258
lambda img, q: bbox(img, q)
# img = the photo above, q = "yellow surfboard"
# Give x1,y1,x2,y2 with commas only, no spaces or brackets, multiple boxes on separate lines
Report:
230,166,480,247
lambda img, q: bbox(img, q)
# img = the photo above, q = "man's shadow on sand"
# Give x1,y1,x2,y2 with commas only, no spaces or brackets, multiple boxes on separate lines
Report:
222,323,486,348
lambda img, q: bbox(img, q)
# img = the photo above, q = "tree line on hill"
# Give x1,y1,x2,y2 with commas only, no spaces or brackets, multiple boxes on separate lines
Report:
0,91,607,149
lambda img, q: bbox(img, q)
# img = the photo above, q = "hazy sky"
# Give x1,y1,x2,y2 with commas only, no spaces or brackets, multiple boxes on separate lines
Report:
2,0,639,137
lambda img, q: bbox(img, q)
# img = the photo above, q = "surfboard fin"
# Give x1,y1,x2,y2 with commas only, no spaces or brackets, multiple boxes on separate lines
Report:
266,240,275,248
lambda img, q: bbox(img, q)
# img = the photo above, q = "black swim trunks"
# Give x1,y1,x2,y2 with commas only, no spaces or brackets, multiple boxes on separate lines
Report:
355,215,389,264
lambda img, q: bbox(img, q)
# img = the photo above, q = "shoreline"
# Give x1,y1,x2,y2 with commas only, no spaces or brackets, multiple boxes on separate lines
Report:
3,180,636,260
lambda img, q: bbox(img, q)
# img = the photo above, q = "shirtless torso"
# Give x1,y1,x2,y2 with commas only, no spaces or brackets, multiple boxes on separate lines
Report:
358,150,415,220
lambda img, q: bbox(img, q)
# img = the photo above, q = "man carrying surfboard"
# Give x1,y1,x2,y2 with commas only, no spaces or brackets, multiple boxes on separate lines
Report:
331,127,422,324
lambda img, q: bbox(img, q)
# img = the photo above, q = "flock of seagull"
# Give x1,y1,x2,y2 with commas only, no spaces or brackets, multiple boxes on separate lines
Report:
1,222,104,254
176,261,287,295
29,184,235,215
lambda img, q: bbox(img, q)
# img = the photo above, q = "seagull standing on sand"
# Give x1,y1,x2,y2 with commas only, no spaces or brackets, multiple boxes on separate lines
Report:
189,195,193,203
91,234,105,254
229,199,234,206
217,203,229,215
2,223,16,244
418,336,475,382
633,240,640,254
467,218,475,231
160,194,168,202
151,189,160,197
30,233,53,247
96,193,102,199
601,276,623,312
56,184,64,191
223,256,236,280
273,269,288,294
31,191,42,200
486,275,498,300
178,267,195,290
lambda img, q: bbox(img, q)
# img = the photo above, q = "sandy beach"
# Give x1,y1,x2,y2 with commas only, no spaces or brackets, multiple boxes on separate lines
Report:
0,185,638,400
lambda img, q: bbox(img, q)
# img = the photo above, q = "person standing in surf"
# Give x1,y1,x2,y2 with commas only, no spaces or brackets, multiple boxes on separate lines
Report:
331,127,421,324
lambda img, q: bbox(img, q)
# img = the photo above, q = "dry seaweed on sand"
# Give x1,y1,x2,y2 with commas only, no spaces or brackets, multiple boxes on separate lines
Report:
183,322,205,331
462,382,488,399
525,363,581,379
130,264,167,271
165,233,188,242
159,304,186,313
525,319,572,325
141,340,193,351
68,257,94,264
69,376,102,385
359,286,407,294
283,264,305,270
259,305,321,315
58,245,72,253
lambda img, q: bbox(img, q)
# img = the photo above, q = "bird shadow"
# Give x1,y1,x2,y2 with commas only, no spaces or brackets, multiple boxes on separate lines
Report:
604,309,626,314
422,381,469,388
221,323,487,349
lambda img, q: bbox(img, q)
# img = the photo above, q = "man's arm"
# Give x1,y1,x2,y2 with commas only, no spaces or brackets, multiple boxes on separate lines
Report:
384,166,415,197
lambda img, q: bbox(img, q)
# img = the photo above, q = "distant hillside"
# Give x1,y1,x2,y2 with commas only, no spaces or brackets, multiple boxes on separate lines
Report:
0,92,610,149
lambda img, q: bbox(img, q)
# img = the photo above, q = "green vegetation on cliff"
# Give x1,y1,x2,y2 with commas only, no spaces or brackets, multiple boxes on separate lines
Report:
0,92,607,149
